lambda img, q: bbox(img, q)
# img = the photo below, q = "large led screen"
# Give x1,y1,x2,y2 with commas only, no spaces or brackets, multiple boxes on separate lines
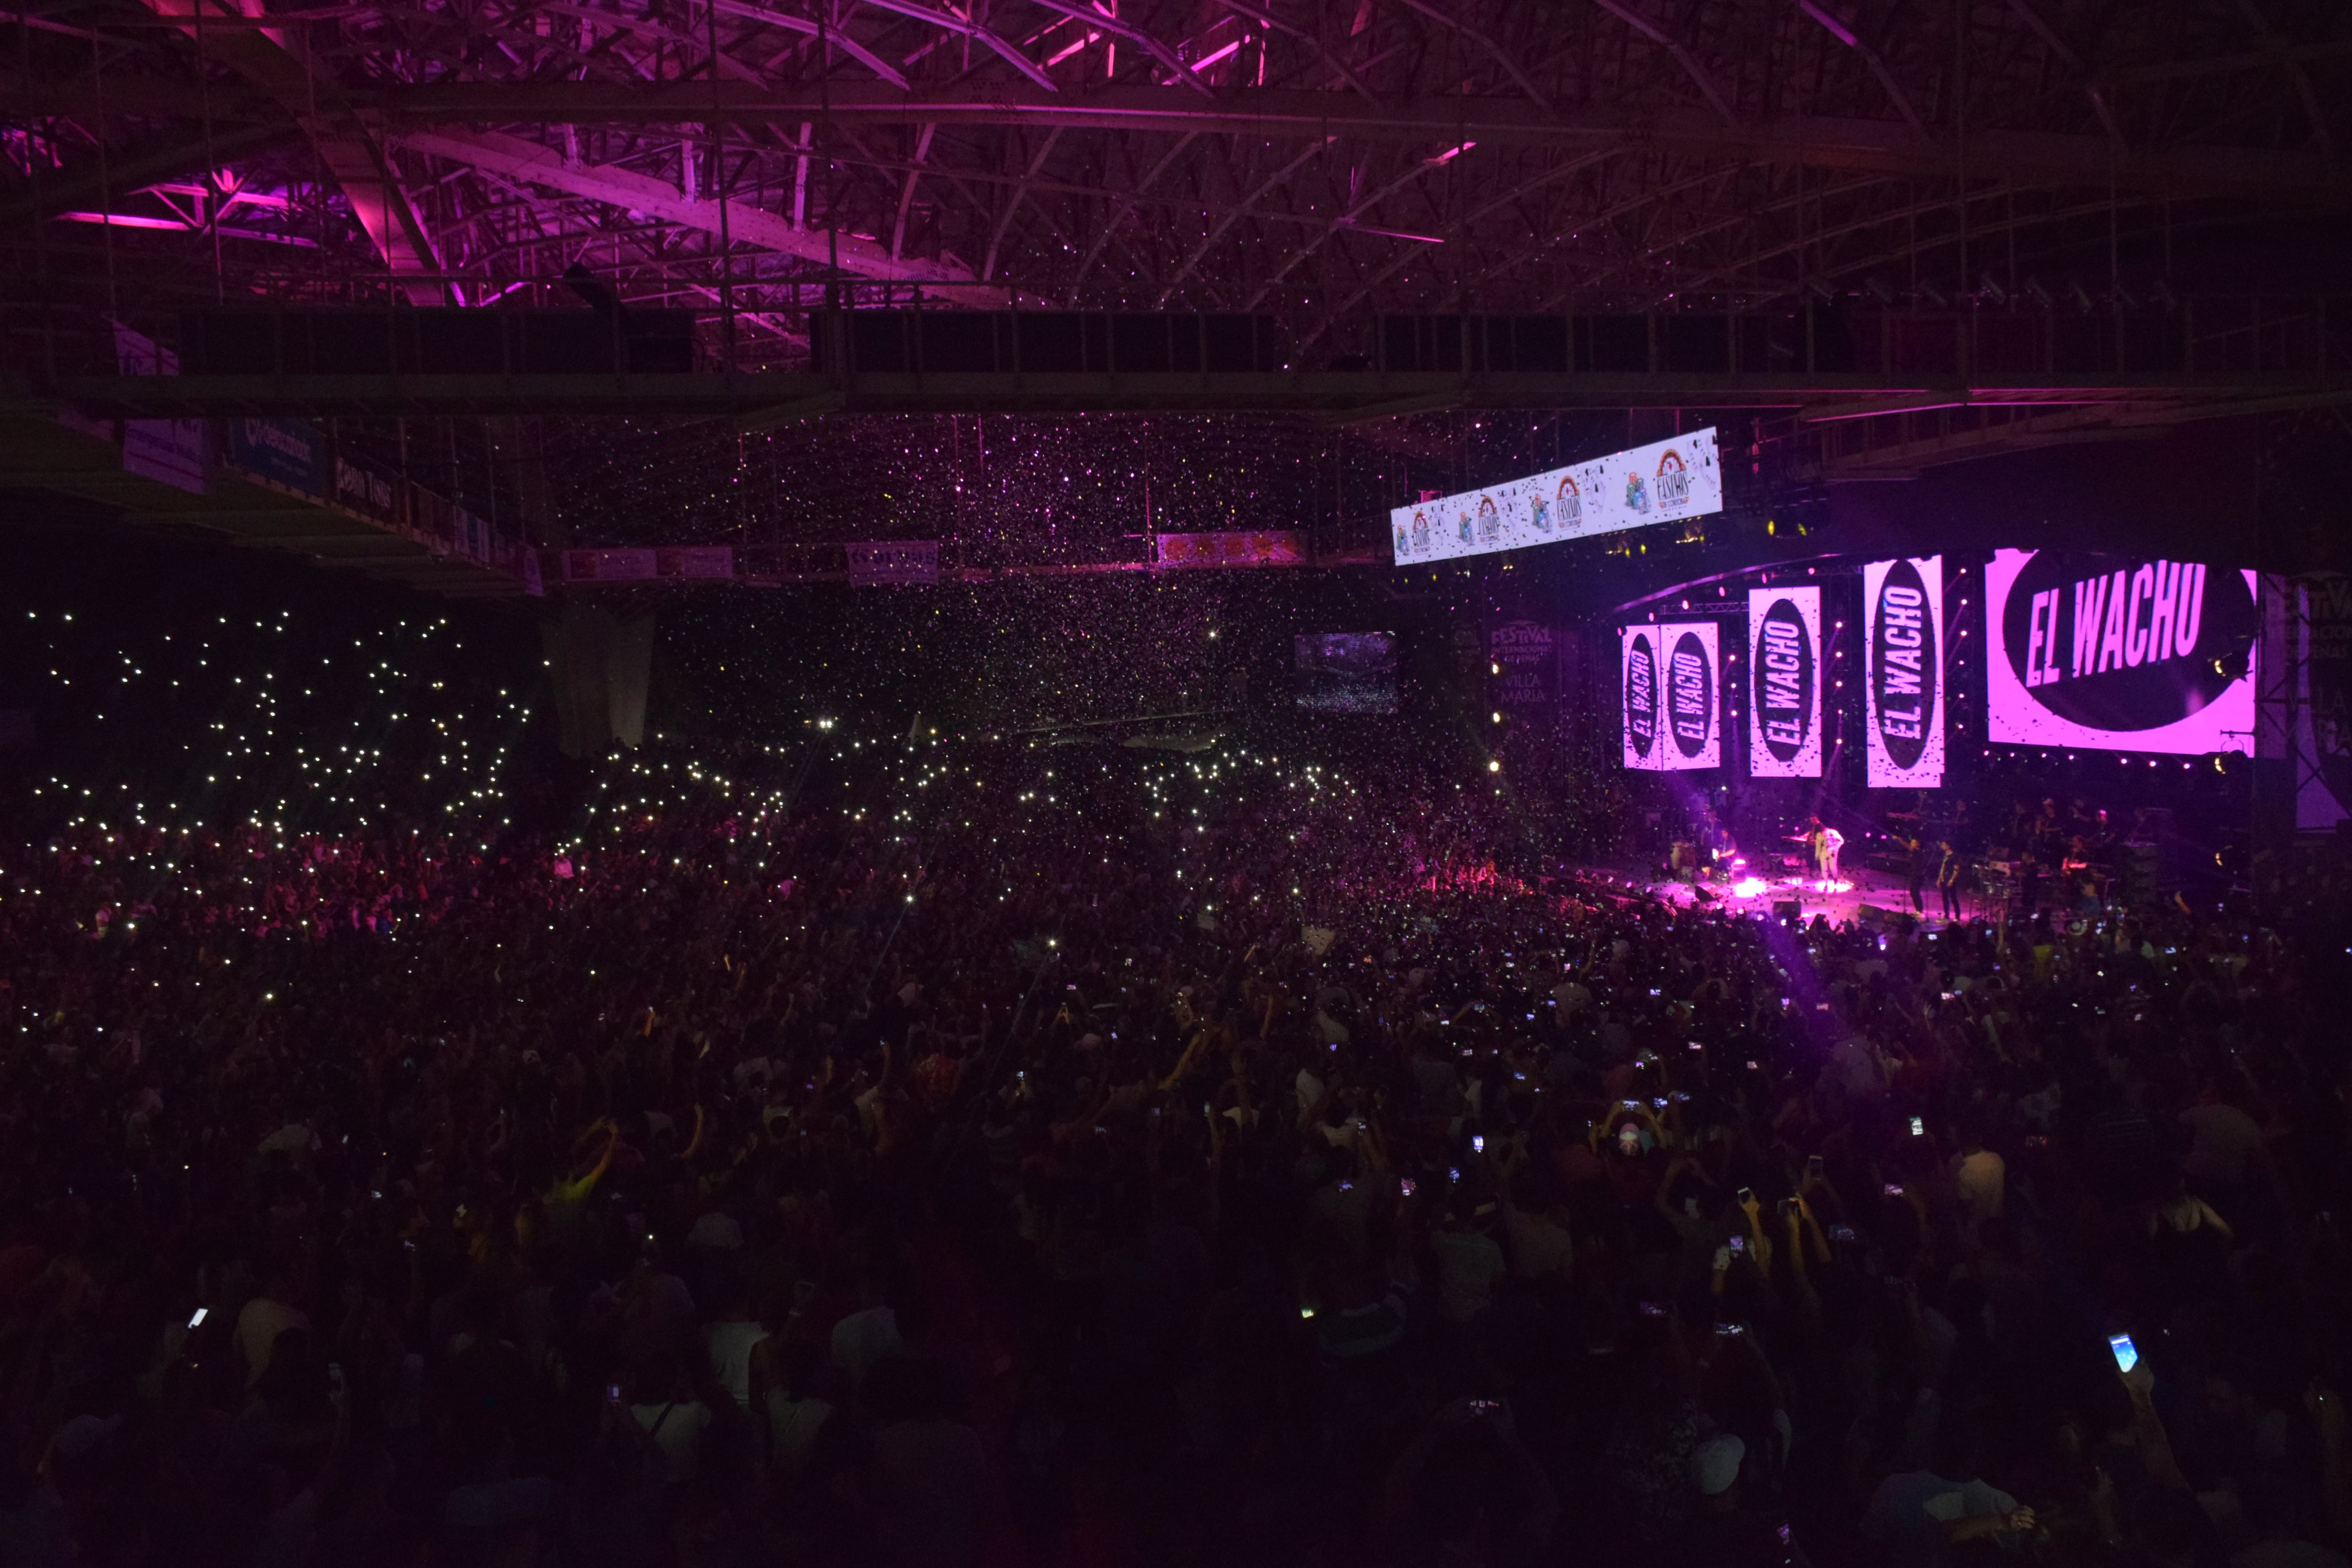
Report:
1393,428,1722,567
1748,585,1822,778
1863,557,1946,788
1624,621,1719,771
1294,633,1398,714
1986,548,2257,755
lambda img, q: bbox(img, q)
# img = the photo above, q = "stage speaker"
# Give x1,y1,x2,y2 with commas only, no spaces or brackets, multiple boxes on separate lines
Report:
1772,900,1801,923
1856,903,1891,928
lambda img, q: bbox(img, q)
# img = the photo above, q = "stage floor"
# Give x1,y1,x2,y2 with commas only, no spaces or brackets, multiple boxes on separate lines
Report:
1579,859,1982,927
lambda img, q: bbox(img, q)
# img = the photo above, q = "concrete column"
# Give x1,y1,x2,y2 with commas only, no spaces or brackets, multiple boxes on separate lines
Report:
542,602,654,757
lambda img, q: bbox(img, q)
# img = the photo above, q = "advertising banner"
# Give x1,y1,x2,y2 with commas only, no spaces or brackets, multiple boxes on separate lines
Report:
1747,585,1822,778
332,454,399,525
846,541,940,585
657,546,736,580
1488,620,1555,707
1986,548,2256,755
1391,428,1722,567
1154,531,1307,569
223,417,326,499
113,323,207,496
1863,556,1946,787
1625,621,1719,771
561,548,659,582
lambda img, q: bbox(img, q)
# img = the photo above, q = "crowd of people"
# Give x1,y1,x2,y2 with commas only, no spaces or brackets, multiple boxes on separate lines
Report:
1,726,2351,1568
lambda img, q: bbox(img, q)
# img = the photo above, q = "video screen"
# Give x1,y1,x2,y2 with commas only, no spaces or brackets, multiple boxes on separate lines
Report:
1747,585,1821,778
1986,548,2256,755
1294,632,1398,714
1864,556,1946,788
1391,428,1722,567
1623,621,1718,771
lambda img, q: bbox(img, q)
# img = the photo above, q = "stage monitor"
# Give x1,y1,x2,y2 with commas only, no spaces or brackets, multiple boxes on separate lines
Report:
1986,548,2256,755
1747,585,1821,778
1293,632,1397,713
1392,428,1722,567
1863,557,1946,788
1623,621,1719,771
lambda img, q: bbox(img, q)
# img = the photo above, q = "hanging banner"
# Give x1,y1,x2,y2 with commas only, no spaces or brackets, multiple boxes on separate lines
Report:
1747,585,1821,778
1391,427,1722,567
1863,556,1946,787
846,541,940,585
1986,548,2256,756
1625,621,1719,771
1488,620,1555,707
222,417,326,499
1154,531,1306,569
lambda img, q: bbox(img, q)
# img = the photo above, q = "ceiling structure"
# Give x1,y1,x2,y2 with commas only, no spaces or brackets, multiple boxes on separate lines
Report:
8,0,2352,368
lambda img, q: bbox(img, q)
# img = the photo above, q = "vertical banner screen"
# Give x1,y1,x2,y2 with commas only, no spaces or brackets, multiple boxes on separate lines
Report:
1622,626,1664,770
1747,586,1822,778
1863,557,1946,788
1625,621,1719,771
1986,548,2257,755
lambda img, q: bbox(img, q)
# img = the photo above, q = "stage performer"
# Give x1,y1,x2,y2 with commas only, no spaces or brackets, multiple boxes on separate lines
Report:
1938,842,1965,921
1810,820,1843,886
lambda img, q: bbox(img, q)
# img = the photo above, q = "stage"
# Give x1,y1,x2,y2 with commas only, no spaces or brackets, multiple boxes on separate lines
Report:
1570,857,1984,928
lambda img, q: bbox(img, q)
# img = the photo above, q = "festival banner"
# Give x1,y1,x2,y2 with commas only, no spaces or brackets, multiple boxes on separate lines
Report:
1391,428,1722,567
1488,620,1555,707
1863,556,1946,787
846,541,940,585
1154,531,1307,569
1747,585,1822,778
1986,548,2255,756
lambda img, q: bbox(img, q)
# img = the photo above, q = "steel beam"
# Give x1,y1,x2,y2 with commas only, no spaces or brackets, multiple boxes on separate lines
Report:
43,368,2352,419
327,83,2352,206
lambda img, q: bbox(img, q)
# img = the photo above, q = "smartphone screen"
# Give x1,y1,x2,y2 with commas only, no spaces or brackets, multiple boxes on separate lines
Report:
1829,1225,1857,1242
2109,1334,2138,1374
1728,1235,1745,1254
187,1307,207,1329
1909,1116,1925,1137
607,1382,623,1405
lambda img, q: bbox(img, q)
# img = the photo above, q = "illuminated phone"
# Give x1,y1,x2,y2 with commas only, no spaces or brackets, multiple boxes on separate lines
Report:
2109,1334,2138,1374
1909,1116,1925,1137
1828,1225,1857,1242
187,1307,207,1329
1728,1234,1745,1254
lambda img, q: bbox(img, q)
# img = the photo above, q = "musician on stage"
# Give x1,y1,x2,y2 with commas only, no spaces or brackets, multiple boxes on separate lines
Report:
1807,818,1843,886
1937,842,1965,921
